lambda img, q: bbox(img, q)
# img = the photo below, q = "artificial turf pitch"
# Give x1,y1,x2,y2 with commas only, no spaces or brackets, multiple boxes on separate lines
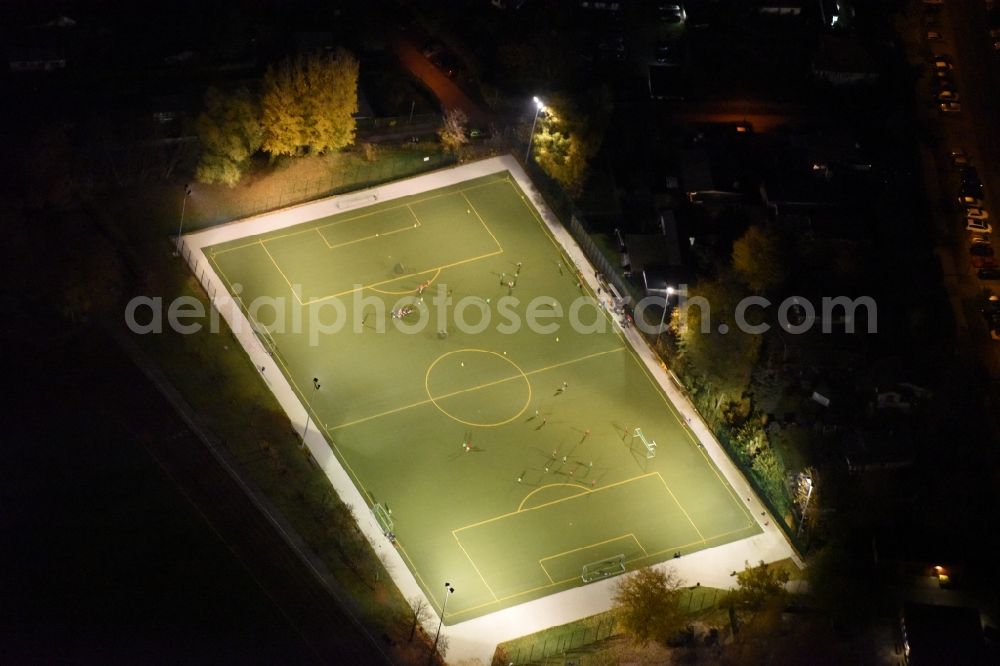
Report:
206,171,760,622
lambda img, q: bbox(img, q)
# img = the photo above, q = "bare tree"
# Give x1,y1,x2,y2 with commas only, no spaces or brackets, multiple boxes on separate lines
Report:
438,108,469,153
407,596,431,642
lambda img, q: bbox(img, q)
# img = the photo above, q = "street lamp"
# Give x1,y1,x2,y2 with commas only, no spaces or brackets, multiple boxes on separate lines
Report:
300,377,321,449
658,286,676,334
174,184,193,257
428,582,454,665
525,96,545,164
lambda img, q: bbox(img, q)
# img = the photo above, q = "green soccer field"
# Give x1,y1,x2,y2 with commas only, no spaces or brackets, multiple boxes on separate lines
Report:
205,171,759,622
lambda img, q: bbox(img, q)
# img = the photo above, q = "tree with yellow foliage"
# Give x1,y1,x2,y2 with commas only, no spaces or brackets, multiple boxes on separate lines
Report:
261,49,359,157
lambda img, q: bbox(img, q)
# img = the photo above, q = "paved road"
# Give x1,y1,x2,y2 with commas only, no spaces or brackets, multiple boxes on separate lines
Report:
392,33,490,128
664,97,820,132
916,2,1000,382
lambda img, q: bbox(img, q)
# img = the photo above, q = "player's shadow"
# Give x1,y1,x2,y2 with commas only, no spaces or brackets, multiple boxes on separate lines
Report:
515,468,545,487
447,445,486,461
626,443,655,471
534,416,565,430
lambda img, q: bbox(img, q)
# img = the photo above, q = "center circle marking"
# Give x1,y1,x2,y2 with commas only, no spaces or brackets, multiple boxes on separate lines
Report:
425,349,532,427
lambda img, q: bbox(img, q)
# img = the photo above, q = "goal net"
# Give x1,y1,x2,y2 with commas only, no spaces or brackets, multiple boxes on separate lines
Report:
633,427,657,459
372,503,394,537
581,554,626,583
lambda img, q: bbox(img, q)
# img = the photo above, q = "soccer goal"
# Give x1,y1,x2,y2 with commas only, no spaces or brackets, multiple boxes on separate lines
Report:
251,321,278,357
336,191,378,209
372,503,394,538
633,427,657,459
581,554,626,583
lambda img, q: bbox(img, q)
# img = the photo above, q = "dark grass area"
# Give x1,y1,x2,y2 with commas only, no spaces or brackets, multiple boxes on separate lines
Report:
0,324,316,665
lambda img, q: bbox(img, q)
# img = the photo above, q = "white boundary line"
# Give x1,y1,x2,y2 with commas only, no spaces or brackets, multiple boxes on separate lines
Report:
180,155,798,664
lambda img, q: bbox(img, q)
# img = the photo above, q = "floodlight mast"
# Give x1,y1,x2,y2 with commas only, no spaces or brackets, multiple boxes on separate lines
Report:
428,582,454,665
174,185,193,257
300,377,321,449
525,96,545,164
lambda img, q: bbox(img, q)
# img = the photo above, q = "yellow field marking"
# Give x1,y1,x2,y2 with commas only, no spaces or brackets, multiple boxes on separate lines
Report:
209,177,510,306
444,525,759,619
517,484,588,512
625,345,756,525
300,249,504,305
461,192,504,252
368,268,442,295
424,349,532,427
537,534,642,582
656,474,706,543
329,346,625,431
503,178,571,259
316,216,421,251
395,541,439,611
258,239,306,306
204,174,761,620
453,532,499,601
210,177,511,257
454,472,660,534
538,533,647,584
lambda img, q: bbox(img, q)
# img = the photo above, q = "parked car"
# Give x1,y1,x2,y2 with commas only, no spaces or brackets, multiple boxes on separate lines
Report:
937,90,960,102
927,30,944,41
970,243,995,258
959,195,986,207
964,179,984,193
658,3,685,22
972,254,998,269
962,182,985,198
935,79,957,95
966,207,990,220
950,150,971,168
966,218,993,233
939,101,962,113
960,165,980,181
978,267,1000,280
970,231,992,245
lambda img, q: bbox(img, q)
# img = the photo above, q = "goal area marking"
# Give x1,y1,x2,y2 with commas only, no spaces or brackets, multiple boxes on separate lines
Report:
580,553,626,583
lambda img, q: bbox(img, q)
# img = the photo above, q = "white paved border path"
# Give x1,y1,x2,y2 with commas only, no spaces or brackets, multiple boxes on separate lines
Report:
180,155,800,664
